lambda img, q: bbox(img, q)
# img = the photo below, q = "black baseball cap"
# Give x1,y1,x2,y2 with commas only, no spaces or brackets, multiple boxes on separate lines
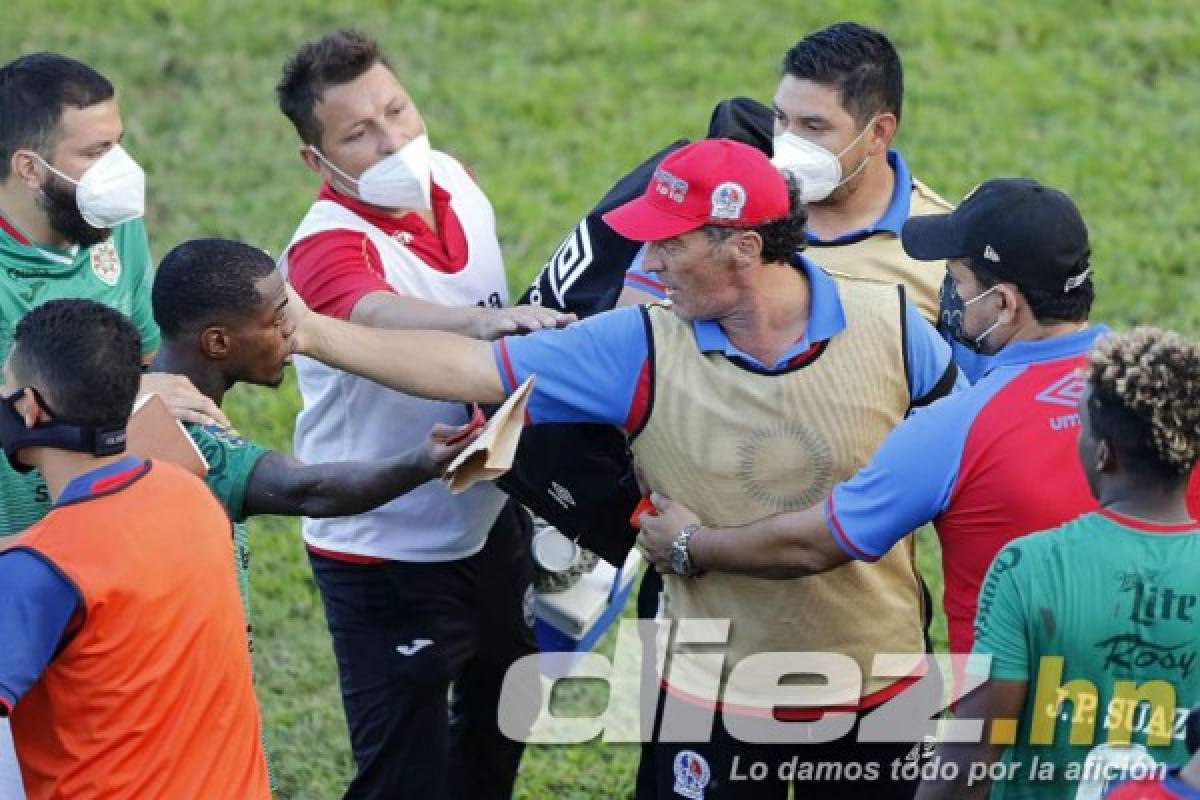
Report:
902,178,1092,294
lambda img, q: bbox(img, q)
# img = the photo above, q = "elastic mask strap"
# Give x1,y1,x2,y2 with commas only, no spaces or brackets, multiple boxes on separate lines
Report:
308,146,360,189
23,388,127,456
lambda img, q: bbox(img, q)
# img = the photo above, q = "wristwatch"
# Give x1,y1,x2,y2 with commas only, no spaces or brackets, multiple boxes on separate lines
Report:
670,524,703,577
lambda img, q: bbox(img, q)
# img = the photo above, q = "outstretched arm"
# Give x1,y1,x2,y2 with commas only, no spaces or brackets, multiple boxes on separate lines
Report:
634,378,965,578
636,492,850,578
242,421,480,518
352,290,576,340
289,284,510,404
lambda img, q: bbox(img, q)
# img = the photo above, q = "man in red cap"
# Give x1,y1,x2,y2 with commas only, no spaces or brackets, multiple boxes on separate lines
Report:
634,177,1200,671
283,137,961,798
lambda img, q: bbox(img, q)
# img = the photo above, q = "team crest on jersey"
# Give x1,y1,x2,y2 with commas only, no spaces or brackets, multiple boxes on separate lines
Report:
90,239,122,286
672,750,710,799
709,182,746,221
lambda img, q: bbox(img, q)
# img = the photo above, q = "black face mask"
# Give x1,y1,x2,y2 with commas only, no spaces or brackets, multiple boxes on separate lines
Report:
0,388,127,472
938,272,976,353
36,174,109,249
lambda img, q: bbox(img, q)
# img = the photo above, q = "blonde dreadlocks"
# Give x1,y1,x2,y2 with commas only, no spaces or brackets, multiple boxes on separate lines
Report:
1087,326,1200,478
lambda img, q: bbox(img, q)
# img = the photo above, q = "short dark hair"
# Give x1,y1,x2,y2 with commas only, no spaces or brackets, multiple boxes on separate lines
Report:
781,22,903,126
153,238,277,340
277,30,389,146
10,299,141,426
703,175,808,265
969,262,1094,324
0,53,114,181
1086,327,1200,482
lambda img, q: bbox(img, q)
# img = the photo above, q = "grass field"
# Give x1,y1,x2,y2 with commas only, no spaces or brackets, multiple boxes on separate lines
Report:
5,1,1199,796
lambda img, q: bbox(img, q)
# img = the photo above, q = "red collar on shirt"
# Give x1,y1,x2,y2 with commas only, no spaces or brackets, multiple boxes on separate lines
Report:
318,180,469,273
0,210,32,246
1098,508,1200,534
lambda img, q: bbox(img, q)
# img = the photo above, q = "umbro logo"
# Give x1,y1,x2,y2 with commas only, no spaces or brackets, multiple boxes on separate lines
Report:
542,222,594,307
1036,372,1086,408
548,481,576,509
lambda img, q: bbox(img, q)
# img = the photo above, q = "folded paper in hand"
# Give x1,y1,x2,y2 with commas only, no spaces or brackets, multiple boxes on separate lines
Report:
442,376,534,494
125,393,208,478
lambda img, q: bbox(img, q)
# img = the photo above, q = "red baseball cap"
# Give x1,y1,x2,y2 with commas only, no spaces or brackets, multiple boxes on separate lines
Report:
602,139,790,242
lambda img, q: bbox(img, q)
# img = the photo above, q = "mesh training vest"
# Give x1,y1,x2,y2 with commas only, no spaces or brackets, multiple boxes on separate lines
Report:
631,280,925,710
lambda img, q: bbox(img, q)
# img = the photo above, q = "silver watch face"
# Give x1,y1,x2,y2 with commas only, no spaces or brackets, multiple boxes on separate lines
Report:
670,543,689,576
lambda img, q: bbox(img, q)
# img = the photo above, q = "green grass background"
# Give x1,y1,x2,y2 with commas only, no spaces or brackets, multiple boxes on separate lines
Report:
5,1,1199,796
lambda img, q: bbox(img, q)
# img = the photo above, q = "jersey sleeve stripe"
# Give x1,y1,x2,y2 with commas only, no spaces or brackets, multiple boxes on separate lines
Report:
622,359,652,434
493,339,518,395
824,496,881,562
624,272,667,296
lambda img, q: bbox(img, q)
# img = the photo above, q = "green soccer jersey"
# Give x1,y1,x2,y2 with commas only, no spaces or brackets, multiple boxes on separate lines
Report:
184,422,270,625
973,511,1200,799
0,214,161,537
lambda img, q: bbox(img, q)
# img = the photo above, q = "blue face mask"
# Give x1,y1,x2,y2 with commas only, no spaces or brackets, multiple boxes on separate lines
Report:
0,388,126,472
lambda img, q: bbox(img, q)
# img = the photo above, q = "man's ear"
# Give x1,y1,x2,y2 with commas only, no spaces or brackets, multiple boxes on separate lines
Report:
16,388,46,428
732,230,765,268
10,150,46,192
299,145,323,176
1095,437,1117,474
869,113,898,155
996,283,1024,326
200,326,232,360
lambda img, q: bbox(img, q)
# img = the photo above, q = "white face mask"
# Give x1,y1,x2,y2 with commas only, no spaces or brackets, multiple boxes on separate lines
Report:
960,283,1005,352
311,134,433,210
36,145,146,228
770,117,875,204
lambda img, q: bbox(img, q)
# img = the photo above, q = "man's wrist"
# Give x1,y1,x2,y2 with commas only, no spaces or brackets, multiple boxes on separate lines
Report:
671,523,705,577
465,306,491,340
687,525,714,571
301,310,333,360
410,444,439,481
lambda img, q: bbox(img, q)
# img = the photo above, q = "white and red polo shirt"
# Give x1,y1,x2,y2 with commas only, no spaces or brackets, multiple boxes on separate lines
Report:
280,151,508,562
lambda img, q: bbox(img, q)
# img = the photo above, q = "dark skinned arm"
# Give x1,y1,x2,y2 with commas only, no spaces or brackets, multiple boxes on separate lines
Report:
241,422,477,518
915,679,1029,799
